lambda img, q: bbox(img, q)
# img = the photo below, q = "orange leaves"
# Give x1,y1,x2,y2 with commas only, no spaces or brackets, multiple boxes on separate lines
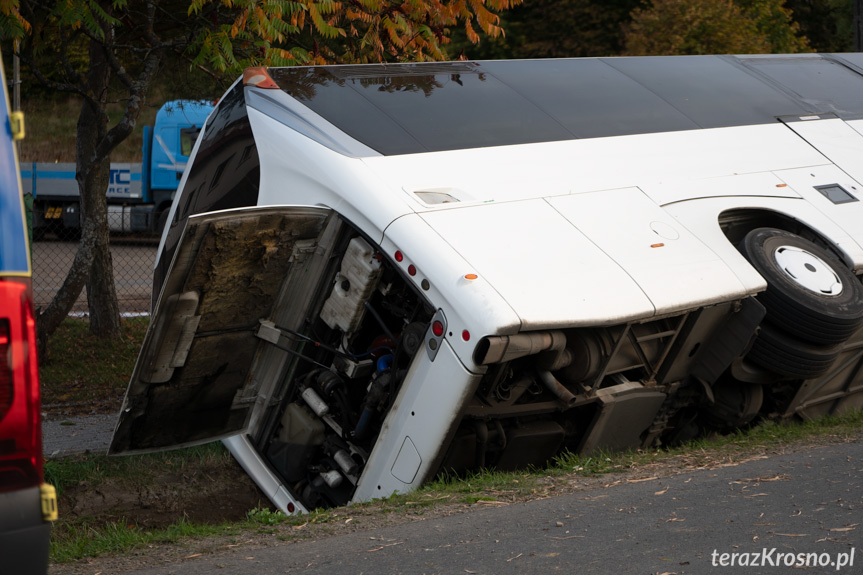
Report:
190,0,523,73
468,0,502,37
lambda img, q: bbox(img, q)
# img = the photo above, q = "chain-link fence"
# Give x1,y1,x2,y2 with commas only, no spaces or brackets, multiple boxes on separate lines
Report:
31,231,158,318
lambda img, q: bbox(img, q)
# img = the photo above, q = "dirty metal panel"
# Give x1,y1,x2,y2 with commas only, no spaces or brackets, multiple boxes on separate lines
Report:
576,385,668,454
110,206,332,454
785,326,863,420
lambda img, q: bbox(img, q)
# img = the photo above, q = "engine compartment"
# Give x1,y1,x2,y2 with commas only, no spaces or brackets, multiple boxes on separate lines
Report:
254,230,436,509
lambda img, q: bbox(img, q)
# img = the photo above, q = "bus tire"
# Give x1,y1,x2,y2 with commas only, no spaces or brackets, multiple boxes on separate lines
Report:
739,228,863,345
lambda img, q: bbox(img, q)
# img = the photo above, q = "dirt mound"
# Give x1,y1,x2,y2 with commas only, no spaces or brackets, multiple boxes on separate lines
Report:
58,455,270,528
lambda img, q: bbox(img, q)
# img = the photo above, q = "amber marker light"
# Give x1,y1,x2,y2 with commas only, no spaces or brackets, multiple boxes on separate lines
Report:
650,243,665,248
464,273,478,280
243,67,279,89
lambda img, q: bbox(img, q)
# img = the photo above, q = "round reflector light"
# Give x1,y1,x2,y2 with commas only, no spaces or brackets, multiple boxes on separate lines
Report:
395,251,404,262
432,321,444,337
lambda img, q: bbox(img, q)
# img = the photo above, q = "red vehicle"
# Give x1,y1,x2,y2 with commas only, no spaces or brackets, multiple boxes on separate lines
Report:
0,54,57,573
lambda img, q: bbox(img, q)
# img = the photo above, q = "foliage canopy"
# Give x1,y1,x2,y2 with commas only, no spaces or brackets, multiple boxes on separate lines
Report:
451,0,841,60
624,0,810,56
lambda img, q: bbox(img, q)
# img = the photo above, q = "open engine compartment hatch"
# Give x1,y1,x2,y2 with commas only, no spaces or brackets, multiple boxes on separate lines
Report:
110,206,333,454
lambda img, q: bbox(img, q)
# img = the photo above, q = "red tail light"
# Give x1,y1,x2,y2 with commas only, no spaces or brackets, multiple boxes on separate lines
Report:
0,319,12,421
432,320,445,337
0,279,43,493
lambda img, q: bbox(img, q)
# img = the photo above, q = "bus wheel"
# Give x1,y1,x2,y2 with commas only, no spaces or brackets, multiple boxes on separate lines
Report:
739,227,863,345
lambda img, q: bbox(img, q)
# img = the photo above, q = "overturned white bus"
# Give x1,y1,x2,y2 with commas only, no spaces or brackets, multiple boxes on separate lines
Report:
111,54,863,514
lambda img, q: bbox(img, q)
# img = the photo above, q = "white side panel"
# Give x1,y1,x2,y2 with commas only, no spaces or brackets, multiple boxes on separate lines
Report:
362,124,827,211
352,341,479,503
640,171,800,207
774,164,863,269
223,435,308,515
784,118,863,189
419,200,656,330
548,189,747,315
381,214,521,368
849,119,863,139
663,196,863,291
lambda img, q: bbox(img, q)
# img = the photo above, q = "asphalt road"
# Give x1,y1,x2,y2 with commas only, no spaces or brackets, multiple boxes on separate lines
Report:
42,413,117,458
122,439,861,575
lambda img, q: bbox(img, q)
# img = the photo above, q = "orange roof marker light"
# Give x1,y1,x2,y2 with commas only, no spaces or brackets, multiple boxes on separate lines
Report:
243,67,280,89
464,274,478,280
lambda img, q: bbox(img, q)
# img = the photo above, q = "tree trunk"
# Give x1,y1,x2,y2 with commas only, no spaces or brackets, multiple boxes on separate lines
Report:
79,9,121,339
35,8,121,355
78,109,121,338
35,216,98,357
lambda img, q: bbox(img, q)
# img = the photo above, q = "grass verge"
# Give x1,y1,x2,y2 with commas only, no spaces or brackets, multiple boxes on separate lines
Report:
40,317,149,409
51,518,233,564
44,443,228,498
46,408,863,564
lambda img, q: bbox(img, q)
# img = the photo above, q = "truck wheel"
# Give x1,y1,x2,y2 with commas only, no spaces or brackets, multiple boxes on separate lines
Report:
746,324,841,380
739,228,863,345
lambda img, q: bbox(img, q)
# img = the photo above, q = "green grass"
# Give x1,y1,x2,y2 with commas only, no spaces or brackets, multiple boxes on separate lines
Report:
45,408,863,563
553,449,623,476
52,505,342,562
47,443,246,562
51,517,234,563
40,317,149,408
43,442,228,497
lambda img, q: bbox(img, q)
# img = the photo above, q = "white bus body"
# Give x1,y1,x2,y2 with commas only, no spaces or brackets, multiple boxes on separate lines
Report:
112,54,863,514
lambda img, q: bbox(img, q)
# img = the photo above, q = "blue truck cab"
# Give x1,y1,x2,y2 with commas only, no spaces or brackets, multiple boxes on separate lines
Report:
24,99,213,238
143,100,213,229
0,52,57,574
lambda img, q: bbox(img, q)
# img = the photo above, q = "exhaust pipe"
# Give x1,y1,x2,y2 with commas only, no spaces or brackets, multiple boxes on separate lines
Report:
537,369,577,407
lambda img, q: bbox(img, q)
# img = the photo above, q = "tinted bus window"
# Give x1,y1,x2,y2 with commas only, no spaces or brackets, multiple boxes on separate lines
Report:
156,83,260,303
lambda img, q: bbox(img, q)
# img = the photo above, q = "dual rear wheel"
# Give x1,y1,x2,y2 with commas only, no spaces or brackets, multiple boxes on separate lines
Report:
740,228,863,379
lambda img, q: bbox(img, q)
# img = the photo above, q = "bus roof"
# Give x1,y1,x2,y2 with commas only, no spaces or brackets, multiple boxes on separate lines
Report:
267,54,863,156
